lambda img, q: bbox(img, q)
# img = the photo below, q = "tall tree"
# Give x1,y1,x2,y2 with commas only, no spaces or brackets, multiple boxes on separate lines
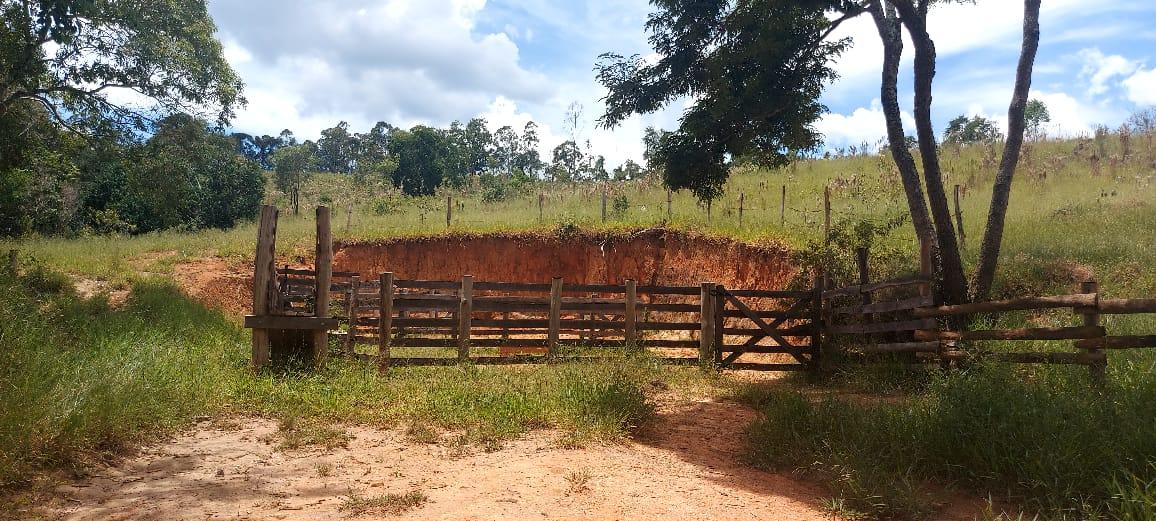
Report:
0,0,243,132
548,140,584,182
317,121,354,173
272,144,314,215
389,125,450,196
972,0,1043,300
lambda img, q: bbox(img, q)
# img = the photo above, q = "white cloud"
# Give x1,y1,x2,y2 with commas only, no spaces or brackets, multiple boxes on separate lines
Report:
815,100,916,149
1123,68,1156,105
1077,48,1141,96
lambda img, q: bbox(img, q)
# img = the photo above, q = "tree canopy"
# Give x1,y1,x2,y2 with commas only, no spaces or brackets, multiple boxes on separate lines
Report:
0,0,244,132
596,0,860,200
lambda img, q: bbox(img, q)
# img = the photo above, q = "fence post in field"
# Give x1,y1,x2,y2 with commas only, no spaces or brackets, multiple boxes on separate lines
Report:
446,195,452,228
713,284,725,365
314,206,333,366
458,275,473,361
699,282,715,364
1080,280,1106,383
780,185,786,226
345,275,360,355
378,272,393,373
251,205,278,370
539,193,544,224
919,238,933,298
954,184,965,249
548,277,562,356
823,185,831,241
666,189,673,221
738,192,745,226
625,279,638,345
601,189,607,223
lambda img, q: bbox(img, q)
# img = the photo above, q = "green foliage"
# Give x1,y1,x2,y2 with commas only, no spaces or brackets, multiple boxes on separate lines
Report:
944,114,1004,145
273,144,315,214
389,126,452,196
793,214,908,287
1025,99,1051,139
596,0,855,199
0,0,243,131
611,194,630,219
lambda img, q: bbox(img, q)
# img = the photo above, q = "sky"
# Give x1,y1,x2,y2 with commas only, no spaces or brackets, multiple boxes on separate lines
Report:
206,0,1156,168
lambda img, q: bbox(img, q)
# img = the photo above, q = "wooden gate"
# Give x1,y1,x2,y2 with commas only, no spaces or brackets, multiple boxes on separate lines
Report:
713,286,822,371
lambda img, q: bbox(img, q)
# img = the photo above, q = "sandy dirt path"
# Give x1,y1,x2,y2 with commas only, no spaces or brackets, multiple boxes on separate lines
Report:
44,398,831,521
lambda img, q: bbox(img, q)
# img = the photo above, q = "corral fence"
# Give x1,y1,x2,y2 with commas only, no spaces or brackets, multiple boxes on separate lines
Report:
275,267,821,371
823,244,1156,381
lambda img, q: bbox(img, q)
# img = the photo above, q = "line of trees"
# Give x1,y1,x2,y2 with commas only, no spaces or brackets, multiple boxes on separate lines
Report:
235,118,654,208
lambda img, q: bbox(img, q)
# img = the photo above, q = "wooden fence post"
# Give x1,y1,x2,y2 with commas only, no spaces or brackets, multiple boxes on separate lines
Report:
539,193,544,224
345,275,360,355
780,185,787,226
314,206,333,367
823,185,831,241
811,277,824,371
919,238,933,298
458,275,473,361
625,279,637,345
446,195,453,228
601,189,607,223
954,184,965,250
713,284,725,366
1080,280,1106,383
699,282,715,364
548,277,562,356
666,189,673,221
856,247,872,323
378,272,393,373
738,192,745,226
251,205,278,370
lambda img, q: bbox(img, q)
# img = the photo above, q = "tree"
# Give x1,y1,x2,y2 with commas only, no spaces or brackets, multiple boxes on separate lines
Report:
600,0,1044,306
613,160,643,181
492,125,520,178
317,121,354,173
548,141,584,182
943,115,1004,145
0,0,243,132
273,144,314,215
389,126,450,196
1024,99,1050,140
515,121,544,178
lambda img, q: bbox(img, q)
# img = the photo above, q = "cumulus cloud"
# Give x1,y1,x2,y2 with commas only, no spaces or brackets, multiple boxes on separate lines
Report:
1077,48,1141,96
1123,68,1156,106
815,100,916,149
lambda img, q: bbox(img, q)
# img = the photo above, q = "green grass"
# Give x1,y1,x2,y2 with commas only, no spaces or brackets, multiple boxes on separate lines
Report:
0,259,709,492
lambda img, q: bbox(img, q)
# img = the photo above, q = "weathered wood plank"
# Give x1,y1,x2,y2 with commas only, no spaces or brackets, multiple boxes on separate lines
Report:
1098,298,1156,314
832,295,934,316
1075,336,1156,349
915,325,1106,341
827,318,938,335
912,293,1097,317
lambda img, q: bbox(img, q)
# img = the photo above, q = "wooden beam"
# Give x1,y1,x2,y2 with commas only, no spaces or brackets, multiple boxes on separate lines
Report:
344,275,360,355
458,275,473,361
244,315,338,330
548,277,562,356
250,205,278,370
378,272,393,373
1098,298,1156,314
1075,336,1156,349
699,282,714,364
859,341,942,354
624,279,637,344
313,206,333,366
915,325,1106,342
912,293,1097,317
826,318,938,335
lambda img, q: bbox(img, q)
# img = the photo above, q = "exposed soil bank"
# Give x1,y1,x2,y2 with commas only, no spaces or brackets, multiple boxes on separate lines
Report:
334,228,798,290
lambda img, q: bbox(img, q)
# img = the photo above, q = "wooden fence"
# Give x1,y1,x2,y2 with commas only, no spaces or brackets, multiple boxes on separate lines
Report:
823,246,1156,380
274,268,820,370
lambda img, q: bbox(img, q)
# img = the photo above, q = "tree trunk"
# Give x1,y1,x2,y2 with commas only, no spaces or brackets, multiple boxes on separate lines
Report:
972,0,1042,301
893,1,969,305
866,2,936,247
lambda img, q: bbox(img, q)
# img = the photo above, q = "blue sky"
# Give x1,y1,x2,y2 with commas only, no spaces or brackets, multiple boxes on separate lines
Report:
207,0,1156,166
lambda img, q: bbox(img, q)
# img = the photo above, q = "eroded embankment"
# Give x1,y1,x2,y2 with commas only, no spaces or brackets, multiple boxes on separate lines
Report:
333,228,798,290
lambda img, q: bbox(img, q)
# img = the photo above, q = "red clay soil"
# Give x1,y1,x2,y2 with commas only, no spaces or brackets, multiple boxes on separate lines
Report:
333,228,798,290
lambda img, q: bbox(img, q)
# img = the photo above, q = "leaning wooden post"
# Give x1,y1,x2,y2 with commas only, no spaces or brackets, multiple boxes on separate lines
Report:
345,275,361,355
738,192,745,227
1080,280,1106,383
458,275,473,362
954,184,966,250
918,238,933,298
378,272,394,373
538,193,544,224
251,205,279,370
313,206,333,366
446,195,453,228
699,282,715,364
548,277,562,356
624,279,638,346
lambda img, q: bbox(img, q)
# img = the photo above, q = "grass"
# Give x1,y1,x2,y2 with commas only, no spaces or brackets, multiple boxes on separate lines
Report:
0,134,1152,518
339,489,428,516
0,257,707,493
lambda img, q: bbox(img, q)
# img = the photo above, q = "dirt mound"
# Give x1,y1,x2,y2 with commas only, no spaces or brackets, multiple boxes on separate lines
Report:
169,257,253,317
334,228,798,290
